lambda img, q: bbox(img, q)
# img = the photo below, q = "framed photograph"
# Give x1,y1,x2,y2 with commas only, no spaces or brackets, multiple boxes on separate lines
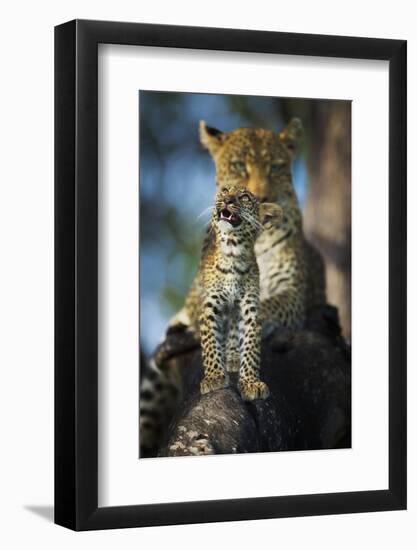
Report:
55,19,406,530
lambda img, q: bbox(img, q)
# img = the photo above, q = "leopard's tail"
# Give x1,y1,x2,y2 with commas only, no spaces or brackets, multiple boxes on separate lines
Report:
139,326,200,456
139,356,181,457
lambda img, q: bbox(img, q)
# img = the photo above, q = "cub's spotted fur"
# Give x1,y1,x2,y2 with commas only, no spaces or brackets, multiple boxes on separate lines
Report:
194,186,282,400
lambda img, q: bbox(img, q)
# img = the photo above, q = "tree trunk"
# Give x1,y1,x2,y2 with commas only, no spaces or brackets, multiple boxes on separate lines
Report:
304,102,352,341
143,305,351,458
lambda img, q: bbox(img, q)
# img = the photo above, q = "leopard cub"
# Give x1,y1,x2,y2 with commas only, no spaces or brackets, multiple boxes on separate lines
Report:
196,186,282,401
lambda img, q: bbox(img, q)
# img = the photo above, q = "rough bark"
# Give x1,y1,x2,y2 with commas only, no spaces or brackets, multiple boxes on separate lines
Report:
146,305,351,458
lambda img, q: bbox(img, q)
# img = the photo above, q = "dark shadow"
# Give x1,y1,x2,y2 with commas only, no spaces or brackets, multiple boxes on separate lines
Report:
24,505,54,523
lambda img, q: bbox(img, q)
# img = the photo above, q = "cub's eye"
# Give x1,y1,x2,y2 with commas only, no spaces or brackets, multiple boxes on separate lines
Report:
240,193,251,202
270,159,286,174
230,160,247,174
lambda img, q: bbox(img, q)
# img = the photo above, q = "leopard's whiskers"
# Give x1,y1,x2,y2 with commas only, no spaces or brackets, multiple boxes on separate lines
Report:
196,205,215,221
240,210,262,232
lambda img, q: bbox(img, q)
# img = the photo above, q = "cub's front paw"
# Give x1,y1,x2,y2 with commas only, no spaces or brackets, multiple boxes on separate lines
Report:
200,371,229,395
225,352,240,373
238,379,270,401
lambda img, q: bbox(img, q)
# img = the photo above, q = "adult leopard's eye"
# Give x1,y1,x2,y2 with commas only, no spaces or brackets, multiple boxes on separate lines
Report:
230,160,246,174
270,159,286,173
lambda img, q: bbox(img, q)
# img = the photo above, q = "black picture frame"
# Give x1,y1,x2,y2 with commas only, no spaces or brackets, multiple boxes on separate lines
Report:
55,19,407,531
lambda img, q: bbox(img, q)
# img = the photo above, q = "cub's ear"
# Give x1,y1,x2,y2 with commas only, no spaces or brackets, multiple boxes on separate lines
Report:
259,202,283,226
199,120,225,157
278,117,303,157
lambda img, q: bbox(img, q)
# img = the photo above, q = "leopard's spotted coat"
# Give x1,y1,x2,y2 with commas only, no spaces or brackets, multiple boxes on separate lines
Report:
193,186,281,400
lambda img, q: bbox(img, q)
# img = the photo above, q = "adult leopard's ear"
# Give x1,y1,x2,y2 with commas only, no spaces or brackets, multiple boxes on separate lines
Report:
259,202,283,226
278,118,303,157
199,120,225,157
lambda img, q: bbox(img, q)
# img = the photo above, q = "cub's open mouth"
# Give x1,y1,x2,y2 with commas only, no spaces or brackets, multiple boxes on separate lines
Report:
218,208,242,227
